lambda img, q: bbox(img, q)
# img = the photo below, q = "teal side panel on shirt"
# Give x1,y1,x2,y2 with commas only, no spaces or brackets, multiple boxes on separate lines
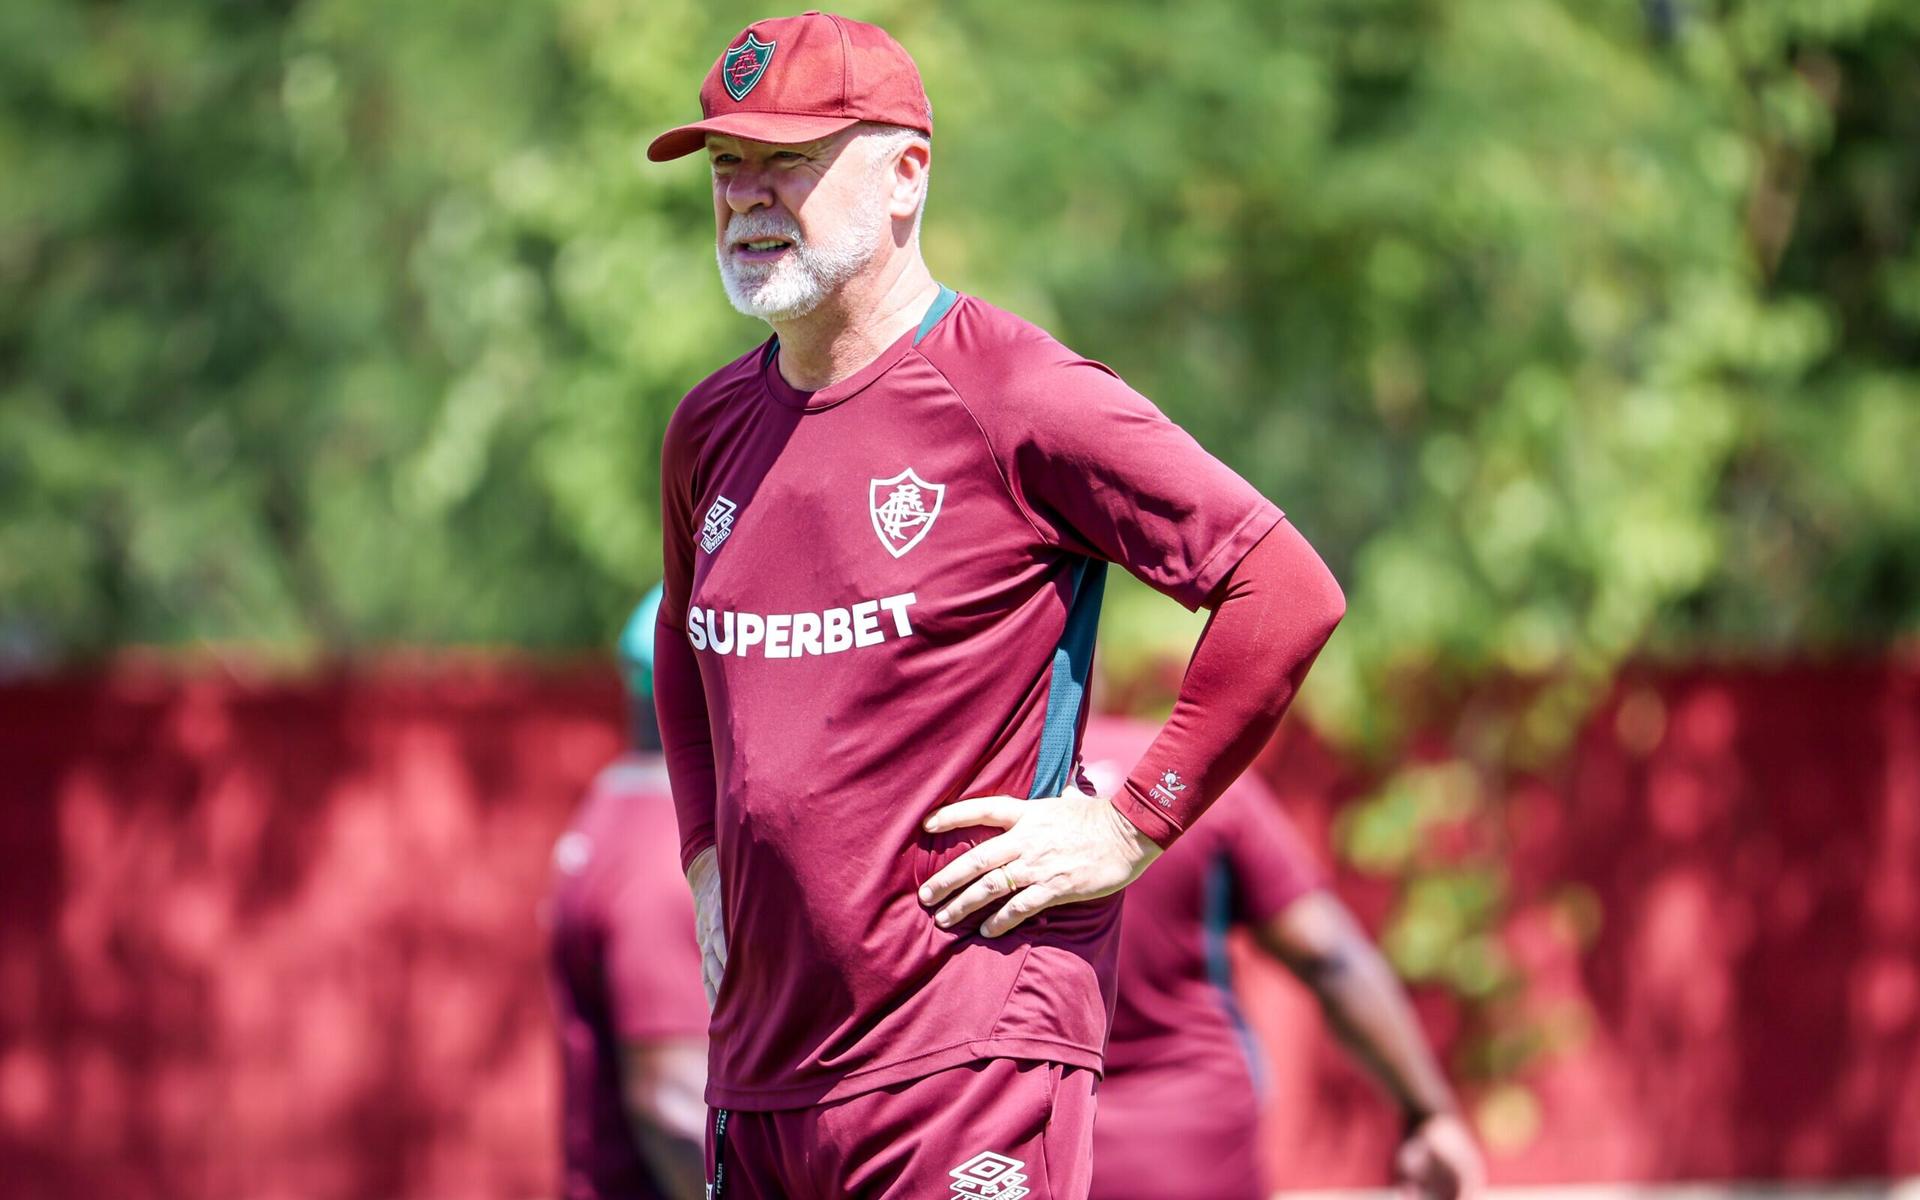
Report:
913,284,959,345
1205,855,1272,1098
1028,558,1107,799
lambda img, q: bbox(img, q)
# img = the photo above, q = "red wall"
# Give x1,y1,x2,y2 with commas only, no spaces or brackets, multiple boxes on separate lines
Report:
1,660,1917,1198
1241,662,1920,1187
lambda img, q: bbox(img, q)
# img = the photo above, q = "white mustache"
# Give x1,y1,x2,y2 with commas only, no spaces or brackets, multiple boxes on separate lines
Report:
726,213,804,245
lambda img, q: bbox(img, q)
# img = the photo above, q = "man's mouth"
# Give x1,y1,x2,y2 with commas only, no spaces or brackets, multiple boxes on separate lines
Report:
732,236,795,260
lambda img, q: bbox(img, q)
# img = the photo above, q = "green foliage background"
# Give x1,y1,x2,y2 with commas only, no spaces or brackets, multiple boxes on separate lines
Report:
7,0,1917,668
3,0,1917,1111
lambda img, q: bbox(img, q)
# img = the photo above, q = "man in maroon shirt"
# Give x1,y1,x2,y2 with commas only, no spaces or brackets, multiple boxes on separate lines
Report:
646,13,1345,1198
546,590,709,1200
1080,717,1484,1200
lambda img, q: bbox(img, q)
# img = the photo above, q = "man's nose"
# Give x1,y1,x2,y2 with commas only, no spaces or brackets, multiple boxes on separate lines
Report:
724,168,775,214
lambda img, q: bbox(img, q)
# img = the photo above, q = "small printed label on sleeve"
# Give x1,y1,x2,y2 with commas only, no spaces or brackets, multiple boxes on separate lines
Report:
1148,768,1187,807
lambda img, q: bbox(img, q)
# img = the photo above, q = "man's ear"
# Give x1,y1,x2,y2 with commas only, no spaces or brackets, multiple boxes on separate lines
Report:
890,138,931,222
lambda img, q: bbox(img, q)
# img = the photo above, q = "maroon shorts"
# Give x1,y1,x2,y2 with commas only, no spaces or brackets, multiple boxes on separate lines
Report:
705,1059,1097,1200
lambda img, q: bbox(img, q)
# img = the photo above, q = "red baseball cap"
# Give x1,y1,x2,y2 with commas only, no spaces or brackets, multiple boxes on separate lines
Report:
646,11,932,163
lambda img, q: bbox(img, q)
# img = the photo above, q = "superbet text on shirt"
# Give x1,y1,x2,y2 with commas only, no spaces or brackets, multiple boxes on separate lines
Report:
657,289,1282,1110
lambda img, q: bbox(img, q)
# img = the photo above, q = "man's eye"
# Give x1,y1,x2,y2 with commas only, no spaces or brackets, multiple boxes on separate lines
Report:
773,151,804,161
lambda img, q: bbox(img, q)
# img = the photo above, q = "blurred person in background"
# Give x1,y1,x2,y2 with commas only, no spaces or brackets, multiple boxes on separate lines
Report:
1081,715,1483,1200
648,10,1342,1197
546,587,709,1200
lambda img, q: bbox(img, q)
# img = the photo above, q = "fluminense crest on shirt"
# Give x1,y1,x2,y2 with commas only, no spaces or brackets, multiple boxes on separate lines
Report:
722,34,776,102
700,495,738,553
947,1151,1030,1199
868,468,945,558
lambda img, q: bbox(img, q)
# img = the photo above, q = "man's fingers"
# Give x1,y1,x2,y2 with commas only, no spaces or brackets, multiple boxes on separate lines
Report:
923,795,1025,835
1395,1138,1426,1181
701,944,724,1009
918,836,1020,907
1396,1134,1461,1200
932,862,1023,927
699,923,727,1010
981,881,1057,938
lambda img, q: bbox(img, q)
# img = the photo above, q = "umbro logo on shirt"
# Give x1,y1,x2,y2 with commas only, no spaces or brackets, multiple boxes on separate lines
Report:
947,1151,1029,1199
701,496,738,553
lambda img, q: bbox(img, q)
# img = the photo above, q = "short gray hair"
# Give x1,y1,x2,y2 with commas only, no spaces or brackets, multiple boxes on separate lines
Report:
856,122,931,241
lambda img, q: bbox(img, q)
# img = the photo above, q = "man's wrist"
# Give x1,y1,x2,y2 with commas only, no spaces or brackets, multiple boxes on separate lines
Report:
1106,782,1183,849
1103,798,1155,861
686,844,719,888
1401,1102,1462,1137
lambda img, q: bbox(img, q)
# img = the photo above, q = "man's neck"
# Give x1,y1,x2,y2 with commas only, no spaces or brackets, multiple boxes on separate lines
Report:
769,256,940,392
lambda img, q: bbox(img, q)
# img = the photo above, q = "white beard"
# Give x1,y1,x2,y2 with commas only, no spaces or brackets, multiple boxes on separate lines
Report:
716,182,891,322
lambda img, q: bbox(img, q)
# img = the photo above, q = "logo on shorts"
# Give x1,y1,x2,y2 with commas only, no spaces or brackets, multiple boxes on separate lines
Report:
701,495,739,553
869,468,945,558
722,34,776,102
947,1151,1030,1199
1150,768,1187,807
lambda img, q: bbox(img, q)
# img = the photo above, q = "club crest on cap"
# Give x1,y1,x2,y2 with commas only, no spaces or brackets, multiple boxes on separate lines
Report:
722,33,776,102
